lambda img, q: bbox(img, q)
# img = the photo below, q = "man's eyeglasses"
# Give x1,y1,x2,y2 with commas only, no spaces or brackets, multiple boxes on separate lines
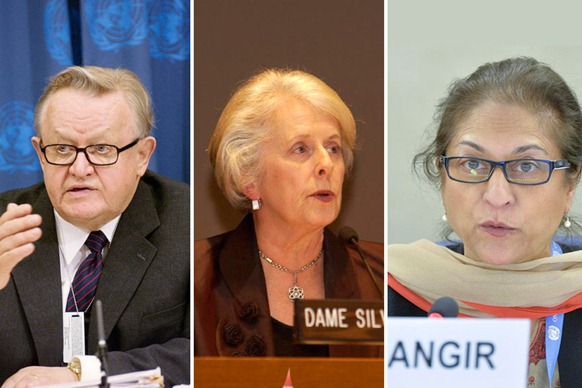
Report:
439,155,572,185
39,139,141,166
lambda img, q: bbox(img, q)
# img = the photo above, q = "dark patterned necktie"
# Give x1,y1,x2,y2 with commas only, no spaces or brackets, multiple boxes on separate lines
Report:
65,230,108,312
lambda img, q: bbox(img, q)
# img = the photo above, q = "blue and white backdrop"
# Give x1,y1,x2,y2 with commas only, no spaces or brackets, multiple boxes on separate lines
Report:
0,0,190,191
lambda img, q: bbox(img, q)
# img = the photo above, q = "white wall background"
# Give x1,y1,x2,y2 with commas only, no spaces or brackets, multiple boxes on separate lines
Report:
388,47,582,243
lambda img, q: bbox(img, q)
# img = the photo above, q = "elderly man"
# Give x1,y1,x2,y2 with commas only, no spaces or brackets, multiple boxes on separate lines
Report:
0,66,189,387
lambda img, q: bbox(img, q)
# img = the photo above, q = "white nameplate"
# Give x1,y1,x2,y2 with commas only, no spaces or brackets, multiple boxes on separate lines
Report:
387,317,530,387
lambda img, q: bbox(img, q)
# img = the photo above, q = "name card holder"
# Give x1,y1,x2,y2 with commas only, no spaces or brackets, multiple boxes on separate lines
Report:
294,299,384,345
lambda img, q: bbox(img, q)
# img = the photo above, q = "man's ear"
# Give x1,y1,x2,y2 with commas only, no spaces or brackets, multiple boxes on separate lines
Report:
31,137,47,173
136,136,156,176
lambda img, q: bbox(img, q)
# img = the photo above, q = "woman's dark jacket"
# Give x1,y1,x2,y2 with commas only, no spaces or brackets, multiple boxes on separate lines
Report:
195,215,384,357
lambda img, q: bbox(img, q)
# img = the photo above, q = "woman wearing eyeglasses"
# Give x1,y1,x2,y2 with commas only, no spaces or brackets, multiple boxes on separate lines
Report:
388,57,582,387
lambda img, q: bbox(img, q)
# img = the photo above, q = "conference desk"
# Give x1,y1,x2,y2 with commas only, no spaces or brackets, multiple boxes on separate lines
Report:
194,357,383,387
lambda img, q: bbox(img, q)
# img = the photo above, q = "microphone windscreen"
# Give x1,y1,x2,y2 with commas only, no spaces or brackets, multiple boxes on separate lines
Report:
339,226,359,244
428,296,459,318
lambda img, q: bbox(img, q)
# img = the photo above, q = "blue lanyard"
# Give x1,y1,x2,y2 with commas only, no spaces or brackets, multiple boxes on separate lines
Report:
545,241,564,385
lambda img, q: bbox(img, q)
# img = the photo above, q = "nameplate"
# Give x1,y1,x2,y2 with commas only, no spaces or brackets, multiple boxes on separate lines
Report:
387,317,530,387
294,299,383,345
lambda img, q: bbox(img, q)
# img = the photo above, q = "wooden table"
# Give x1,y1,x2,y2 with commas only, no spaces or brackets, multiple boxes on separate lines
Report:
194,357,384,387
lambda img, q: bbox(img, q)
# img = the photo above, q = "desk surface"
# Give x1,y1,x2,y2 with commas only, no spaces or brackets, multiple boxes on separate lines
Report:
194,357,383,388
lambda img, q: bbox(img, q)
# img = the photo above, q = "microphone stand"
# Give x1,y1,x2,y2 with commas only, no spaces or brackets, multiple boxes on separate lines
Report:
350,236,383,297
339,226,383,297
95,300,110,388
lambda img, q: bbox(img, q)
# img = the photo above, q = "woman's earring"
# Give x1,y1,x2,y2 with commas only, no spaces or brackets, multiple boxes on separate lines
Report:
441,201,447,222
564,215,571,228
252,199,262,211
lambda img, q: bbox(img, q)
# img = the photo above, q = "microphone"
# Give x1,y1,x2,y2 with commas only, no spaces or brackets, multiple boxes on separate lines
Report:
95,300,110,388
428,296,459,318
339,226,383,297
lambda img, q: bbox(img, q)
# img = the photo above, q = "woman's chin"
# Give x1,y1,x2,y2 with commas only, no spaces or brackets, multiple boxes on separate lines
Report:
316,213,340,228
297,208,339,229
481,256,519,266
466,246,527,266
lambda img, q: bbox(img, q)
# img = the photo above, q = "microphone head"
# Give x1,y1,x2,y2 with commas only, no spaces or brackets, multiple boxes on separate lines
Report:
339,226,359,244
96,300,106,342
428,296,459,318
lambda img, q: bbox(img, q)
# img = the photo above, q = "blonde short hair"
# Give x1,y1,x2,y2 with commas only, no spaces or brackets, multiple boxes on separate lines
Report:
208,68,357,212
35,66,154,138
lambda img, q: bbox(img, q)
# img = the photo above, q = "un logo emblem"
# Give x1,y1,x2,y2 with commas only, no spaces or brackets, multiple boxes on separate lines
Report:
0,102,39,172
44,0,73,66
149,0,190,61
85,0,147,51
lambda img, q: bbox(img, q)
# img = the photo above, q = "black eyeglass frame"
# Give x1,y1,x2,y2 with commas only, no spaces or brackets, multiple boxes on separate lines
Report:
439,155,572,186
39,138,141,166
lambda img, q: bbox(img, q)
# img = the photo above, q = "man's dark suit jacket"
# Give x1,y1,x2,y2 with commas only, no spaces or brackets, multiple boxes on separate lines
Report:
0,170,190,386
194,215,384,358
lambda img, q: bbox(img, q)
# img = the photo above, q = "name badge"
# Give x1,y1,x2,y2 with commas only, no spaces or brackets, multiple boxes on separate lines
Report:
63,312,85,363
